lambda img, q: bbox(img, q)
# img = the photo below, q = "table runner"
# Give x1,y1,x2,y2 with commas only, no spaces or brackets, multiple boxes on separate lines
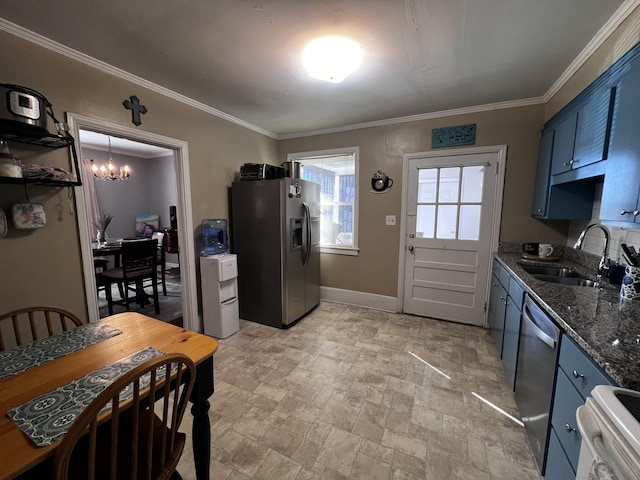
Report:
7,346,167,447
0,323,122,380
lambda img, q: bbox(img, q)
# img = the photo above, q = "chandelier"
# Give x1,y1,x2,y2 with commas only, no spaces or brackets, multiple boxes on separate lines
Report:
90,136,130,181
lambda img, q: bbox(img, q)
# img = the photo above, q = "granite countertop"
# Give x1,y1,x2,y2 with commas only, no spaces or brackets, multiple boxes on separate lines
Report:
496,244,640,390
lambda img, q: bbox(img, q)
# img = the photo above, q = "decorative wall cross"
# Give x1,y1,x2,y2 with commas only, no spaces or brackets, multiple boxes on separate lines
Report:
122,95,147,126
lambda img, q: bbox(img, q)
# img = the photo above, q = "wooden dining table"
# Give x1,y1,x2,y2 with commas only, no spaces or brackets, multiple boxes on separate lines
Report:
0,312,219,480
92,242,123,267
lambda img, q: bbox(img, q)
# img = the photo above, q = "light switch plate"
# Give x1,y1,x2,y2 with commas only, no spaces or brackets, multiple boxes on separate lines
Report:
385,215,396,226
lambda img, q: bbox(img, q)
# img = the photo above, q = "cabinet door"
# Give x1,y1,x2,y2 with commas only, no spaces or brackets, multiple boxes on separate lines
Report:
545,427,576,480
532,128,554,217
573,86,615,169
489,281,507,356
601,61,640,224
551,369,584,471
550,111,578,176
502,296,521,390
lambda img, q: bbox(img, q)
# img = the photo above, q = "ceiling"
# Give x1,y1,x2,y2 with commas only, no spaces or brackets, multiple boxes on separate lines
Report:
0,0,632,139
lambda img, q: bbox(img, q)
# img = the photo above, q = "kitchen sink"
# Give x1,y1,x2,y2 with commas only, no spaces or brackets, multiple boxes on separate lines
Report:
518,264,587,279
518,263,607,288
531,274,602,288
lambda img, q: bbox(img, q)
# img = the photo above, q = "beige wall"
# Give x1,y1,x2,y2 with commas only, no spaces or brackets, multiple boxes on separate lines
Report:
0,31,277,320
3,5,640,314
279,105,571,297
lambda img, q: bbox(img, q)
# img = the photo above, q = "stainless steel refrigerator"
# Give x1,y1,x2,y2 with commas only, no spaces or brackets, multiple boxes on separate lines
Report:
231,178,320,328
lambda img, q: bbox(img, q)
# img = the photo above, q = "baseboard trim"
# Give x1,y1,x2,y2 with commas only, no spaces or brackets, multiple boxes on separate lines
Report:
320,287,398,312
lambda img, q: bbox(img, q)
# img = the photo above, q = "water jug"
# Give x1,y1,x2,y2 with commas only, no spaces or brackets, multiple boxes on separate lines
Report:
202,219,228,255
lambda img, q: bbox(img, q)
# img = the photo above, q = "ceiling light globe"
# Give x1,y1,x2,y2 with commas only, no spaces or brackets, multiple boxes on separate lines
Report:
302,36,363,83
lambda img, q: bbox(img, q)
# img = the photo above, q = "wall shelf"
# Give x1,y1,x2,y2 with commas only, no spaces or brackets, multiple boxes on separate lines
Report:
0,130,82,187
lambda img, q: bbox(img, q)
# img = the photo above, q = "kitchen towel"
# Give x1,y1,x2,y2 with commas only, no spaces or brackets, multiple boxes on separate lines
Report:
620,266,640,300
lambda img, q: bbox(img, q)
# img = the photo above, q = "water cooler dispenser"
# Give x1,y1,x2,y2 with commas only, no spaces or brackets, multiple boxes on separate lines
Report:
200,253,239,338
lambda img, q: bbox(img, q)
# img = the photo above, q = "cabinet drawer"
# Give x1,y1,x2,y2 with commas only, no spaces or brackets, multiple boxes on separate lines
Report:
551,368,584,470
544,427,576,480
558,334,615,398
507,276,525,308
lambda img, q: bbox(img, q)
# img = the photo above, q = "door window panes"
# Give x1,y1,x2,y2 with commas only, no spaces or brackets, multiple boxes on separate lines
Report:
438,168,460,202
459,205,482,240
461,166,484,202
436,205,458,239
417,169,437,202
416,165,484,241
416,205,435,238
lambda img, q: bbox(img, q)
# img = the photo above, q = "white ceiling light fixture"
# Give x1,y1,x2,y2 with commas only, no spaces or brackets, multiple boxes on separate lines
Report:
302,36,363,83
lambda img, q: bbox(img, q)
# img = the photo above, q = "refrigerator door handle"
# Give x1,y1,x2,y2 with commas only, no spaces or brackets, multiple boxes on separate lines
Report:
303,202,311,266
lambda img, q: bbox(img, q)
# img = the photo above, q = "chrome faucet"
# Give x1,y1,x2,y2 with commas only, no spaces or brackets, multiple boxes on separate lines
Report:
574,224,611,279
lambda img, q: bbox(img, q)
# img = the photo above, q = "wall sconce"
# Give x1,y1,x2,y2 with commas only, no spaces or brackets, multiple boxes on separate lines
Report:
370,170,393,194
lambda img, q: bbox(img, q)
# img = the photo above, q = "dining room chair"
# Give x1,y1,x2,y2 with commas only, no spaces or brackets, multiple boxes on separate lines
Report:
152,230,167,296
0,306,83,351
53,353,196,480
101,239,160,315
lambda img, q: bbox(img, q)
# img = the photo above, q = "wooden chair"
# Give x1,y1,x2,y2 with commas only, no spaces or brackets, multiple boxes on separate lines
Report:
0,306,83,351
102,239,160,315
152,231,167,296
53,353,196,480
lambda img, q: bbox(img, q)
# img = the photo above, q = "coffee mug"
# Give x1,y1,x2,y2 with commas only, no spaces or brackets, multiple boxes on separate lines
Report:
538,244,554,257
522,242,539,255
371,171,393,192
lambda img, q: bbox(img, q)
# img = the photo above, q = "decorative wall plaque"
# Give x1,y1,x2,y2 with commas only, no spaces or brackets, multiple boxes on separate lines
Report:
123,95,147,126
431,124,476,148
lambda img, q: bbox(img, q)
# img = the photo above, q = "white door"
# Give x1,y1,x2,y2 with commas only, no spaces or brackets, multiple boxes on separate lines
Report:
401,146,506,326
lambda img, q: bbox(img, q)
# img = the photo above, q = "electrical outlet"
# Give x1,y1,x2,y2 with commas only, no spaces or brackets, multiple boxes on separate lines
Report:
385,215,396,226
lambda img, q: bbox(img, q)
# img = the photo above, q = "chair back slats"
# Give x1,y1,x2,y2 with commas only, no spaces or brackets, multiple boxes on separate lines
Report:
54,353,195,480
121,239,158,279
0,307,83,351
87,420,98,480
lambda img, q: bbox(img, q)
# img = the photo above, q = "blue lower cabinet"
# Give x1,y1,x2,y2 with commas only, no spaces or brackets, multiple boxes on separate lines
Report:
545,427,576,480
488,278,507,356
550,369,584,470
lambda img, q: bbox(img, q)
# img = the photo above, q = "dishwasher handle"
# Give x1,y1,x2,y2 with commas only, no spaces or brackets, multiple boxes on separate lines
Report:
522,297,557,349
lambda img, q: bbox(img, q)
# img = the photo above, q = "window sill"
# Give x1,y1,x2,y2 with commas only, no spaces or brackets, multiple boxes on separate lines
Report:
320,246,359,256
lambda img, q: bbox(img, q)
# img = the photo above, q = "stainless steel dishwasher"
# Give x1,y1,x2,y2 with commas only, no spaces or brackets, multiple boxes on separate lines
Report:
514,294,561,475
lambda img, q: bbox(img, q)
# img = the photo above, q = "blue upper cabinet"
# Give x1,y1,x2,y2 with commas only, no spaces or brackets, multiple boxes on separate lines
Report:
532,119,600,220
600,59,640,225
550,85,615,178
532,42,640,220
531,129,554,217
550,111,578,176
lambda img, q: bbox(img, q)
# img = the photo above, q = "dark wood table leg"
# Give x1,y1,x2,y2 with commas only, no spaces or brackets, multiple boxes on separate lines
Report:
190,354,214,480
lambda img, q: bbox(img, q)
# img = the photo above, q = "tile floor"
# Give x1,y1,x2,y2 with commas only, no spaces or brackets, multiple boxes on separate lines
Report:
177,301,542,479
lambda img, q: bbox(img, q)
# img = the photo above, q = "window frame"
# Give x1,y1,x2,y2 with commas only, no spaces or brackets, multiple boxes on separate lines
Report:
287,146,359,256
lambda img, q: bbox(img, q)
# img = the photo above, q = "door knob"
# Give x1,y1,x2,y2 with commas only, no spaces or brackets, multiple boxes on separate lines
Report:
408,245,414,253
409,233,415,238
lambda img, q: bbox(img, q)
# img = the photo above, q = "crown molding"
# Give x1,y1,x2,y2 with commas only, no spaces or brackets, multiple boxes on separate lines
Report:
277,97,545,140
0,18,278,139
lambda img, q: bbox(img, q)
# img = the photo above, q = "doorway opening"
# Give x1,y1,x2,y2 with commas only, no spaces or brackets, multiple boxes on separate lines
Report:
79,130,182,324
67,113,199,332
